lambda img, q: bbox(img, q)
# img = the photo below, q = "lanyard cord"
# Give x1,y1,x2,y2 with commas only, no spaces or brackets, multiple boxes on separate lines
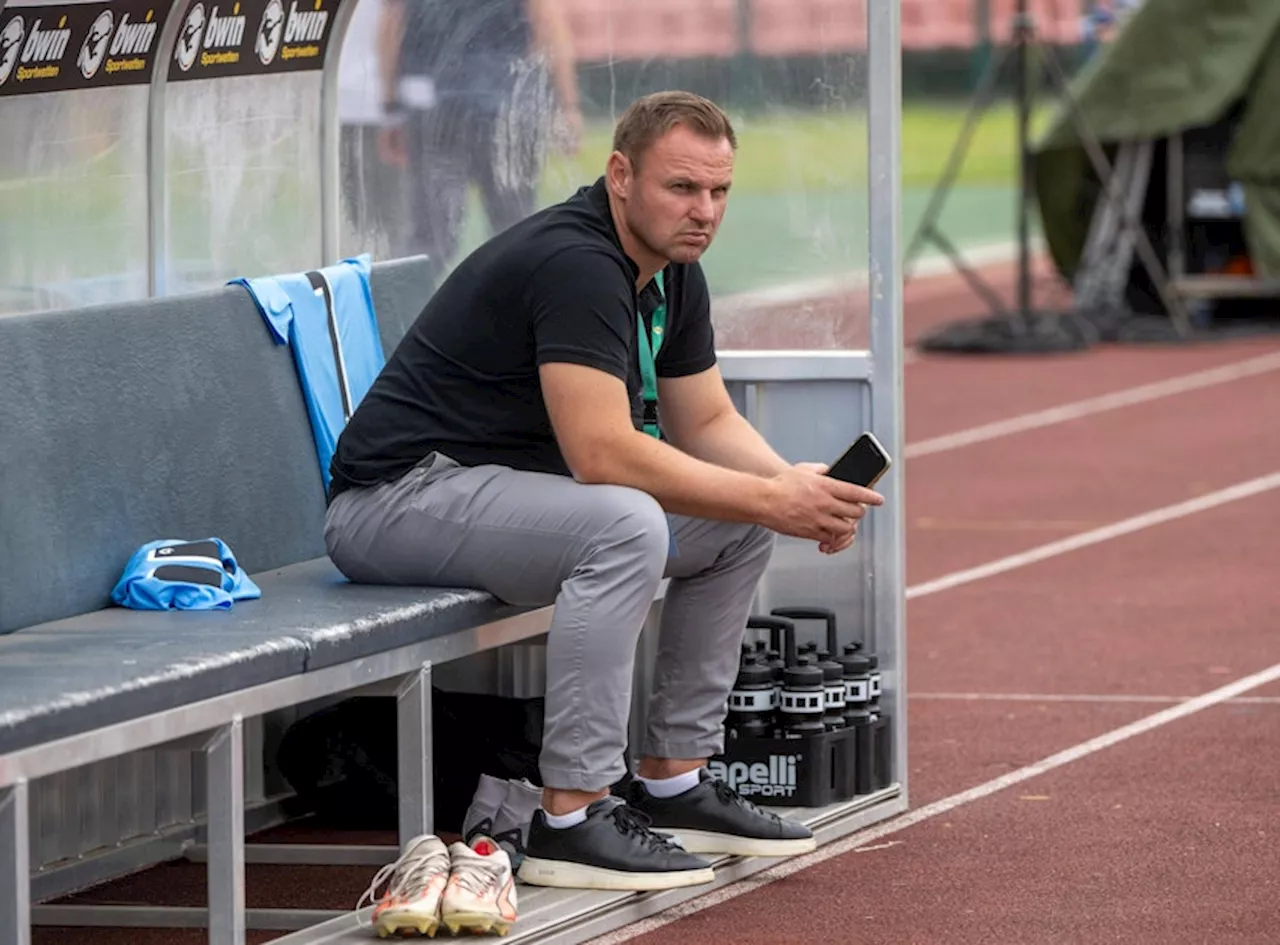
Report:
637,270,666,438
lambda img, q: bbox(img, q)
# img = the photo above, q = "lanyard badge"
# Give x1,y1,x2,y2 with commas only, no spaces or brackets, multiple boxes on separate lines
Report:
637,270,666,438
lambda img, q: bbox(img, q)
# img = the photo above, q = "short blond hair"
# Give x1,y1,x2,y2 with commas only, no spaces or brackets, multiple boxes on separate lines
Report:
612,91,738,168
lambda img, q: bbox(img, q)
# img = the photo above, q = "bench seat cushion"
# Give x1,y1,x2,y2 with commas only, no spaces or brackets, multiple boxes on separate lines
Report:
252,558,533,672
0,558,529,756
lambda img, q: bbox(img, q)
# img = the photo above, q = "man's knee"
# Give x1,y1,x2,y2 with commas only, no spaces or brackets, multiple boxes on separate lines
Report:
731,522,777,570
588,485,670,577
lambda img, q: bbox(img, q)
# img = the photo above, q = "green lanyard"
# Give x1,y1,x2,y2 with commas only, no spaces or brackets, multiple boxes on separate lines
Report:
638,270,666,438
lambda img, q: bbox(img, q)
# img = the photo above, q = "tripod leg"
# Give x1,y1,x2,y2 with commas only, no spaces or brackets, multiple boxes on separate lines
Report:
1013,6,1033,322
930,227,1012,318
904,43,1012,275
1032,42,1194,336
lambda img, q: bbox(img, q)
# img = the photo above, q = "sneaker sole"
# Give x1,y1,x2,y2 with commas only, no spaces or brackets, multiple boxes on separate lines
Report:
662,830,818,857
516,857,716,891
442,910,515,936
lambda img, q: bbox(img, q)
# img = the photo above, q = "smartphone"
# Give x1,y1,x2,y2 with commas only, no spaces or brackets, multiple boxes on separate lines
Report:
826,431,892,489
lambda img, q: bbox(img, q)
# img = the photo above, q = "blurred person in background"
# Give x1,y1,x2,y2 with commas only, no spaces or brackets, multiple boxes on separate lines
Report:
377,0,583,285
337,0,407,258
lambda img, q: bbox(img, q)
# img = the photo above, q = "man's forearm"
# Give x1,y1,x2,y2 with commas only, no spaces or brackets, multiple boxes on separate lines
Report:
577,427,779,525
672,409,792,478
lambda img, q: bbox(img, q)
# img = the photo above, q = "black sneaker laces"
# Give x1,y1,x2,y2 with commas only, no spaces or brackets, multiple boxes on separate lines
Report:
709,777,784,825
609,804,685,852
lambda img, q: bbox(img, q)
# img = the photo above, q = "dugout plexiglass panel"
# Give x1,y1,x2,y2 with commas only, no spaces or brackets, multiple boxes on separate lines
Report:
334,0,871,350
0,82,151,316
162,71,324,289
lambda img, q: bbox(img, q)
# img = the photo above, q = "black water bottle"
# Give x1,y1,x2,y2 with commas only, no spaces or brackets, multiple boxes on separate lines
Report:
862,649,892,788
727,646,775,739
815,651,846,731
745,616,794,736
773,607,847,732
840,644,876,793
840,644,874,727
778,627,826,740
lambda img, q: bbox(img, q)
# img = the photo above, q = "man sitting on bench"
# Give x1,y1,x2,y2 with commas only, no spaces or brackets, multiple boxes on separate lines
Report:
326,90,883,895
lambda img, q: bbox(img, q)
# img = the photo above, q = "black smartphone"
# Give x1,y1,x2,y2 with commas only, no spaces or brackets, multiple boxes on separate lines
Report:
826,431,892,488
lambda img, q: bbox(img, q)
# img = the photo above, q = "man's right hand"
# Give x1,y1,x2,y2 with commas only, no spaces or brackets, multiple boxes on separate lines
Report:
761,464,884,545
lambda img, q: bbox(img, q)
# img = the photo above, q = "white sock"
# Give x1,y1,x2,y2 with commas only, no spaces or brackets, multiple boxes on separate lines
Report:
541,805,589,829
636,768,701,798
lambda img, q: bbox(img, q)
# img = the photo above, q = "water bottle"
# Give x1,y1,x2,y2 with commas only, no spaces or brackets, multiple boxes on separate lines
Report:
745,616,794,735
726,645,775,740
772,608,846,731
778,625,826,740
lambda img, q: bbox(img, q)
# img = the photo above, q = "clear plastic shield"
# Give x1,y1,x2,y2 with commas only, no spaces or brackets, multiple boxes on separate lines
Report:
335,0,870,349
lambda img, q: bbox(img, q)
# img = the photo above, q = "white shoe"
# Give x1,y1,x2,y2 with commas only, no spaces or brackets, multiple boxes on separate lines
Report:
357,834,451,938
441,836,518,937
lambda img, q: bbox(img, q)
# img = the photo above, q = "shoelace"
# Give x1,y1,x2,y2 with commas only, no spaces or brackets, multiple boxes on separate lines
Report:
709,777,784,826
610,803,686,853
355,845,449,925
450,856,507,897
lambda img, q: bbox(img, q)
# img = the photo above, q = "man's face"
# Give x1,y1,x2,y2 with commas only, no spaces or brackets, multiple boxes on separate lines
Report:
618,124,734,266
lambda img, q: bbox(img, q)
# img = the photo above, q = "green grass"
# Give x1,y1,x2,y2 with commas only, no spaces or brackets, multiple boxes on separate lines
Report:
1,100,1044,307
539,100,1050,200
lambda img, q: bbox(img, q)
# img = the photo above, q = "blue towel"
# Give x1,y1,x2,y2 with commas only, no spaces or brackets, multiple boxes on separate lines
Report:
232,254,386,490
112,538,262,612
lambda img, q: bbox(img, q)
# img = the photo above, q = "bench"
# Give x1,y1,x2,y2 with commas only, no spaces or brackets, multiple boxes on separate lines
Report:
0,255,558,943
0,255,905,945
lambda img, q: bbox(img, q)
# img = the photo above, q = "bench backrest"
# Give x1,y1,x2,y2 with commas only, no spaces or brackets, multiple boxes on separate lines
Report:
0,256,431,635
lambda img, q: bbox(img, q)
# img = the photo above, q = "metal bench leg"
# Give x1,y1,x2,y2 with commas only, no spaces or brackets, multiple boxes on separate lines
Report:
205,719,245,945
397,663,433,846
1,780,30,945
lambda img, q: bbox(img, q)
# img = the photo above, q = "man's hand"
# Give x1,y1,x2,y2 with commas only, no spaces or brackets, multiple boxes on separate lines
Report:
762,462,883,552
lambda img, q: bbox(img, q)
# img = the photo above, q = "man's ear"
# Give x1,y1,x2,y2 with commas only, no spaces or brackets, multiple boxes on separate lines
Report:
605,151,633,199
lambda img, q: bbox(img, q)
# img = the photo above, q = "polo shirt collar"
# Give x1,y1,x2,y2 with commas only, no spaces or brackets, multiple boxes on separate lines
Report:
586,177,641,283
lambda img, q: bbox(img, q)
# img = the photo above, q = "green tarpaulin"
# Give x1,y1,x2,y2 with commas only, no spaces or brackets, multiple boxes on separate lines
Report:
1032,0,1280,279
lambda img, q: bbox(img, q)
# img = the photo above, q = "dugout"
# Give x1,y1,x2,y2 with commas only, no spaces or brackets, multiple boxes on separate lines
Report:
0,1,908,941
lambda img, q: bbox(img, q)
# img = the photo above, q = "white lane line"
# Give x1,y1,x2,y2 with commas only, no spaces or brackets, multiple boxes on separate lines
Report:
912,692,1280,706
904,350,1280,459
596,659,1280,944
905,471,1280,601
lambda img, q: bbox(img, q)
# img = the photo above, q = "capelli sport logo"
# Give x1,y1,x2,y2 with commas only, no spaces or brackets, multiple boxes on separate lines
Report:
0,16,23,86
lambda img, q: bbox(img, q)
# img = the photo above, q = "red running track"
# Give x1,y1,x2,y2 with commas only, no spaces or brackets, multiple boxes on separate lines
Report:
31,259,1280,945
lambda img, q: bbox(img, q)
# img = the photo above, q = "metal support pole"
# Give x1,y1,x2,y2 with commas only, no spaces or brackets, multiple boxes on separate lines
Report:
0,780,31,945
867,0,907,800
204,720,245,945
146,0,187,296
396,664,433,845
320,0,359,264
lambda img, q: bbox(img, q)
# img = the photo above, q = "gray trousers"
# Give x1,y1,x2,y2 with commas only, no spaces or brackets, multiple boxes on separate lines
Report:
324,453,775,791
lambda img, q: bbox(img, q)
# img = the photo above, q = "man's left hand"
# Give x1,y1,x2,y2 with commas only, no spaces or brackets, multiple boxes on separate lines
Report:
793,462,861,555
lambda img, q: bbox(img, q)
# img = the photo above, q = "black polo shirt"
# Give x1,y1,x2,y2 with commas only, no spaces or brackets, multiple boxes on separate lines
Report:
328,178,718,499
